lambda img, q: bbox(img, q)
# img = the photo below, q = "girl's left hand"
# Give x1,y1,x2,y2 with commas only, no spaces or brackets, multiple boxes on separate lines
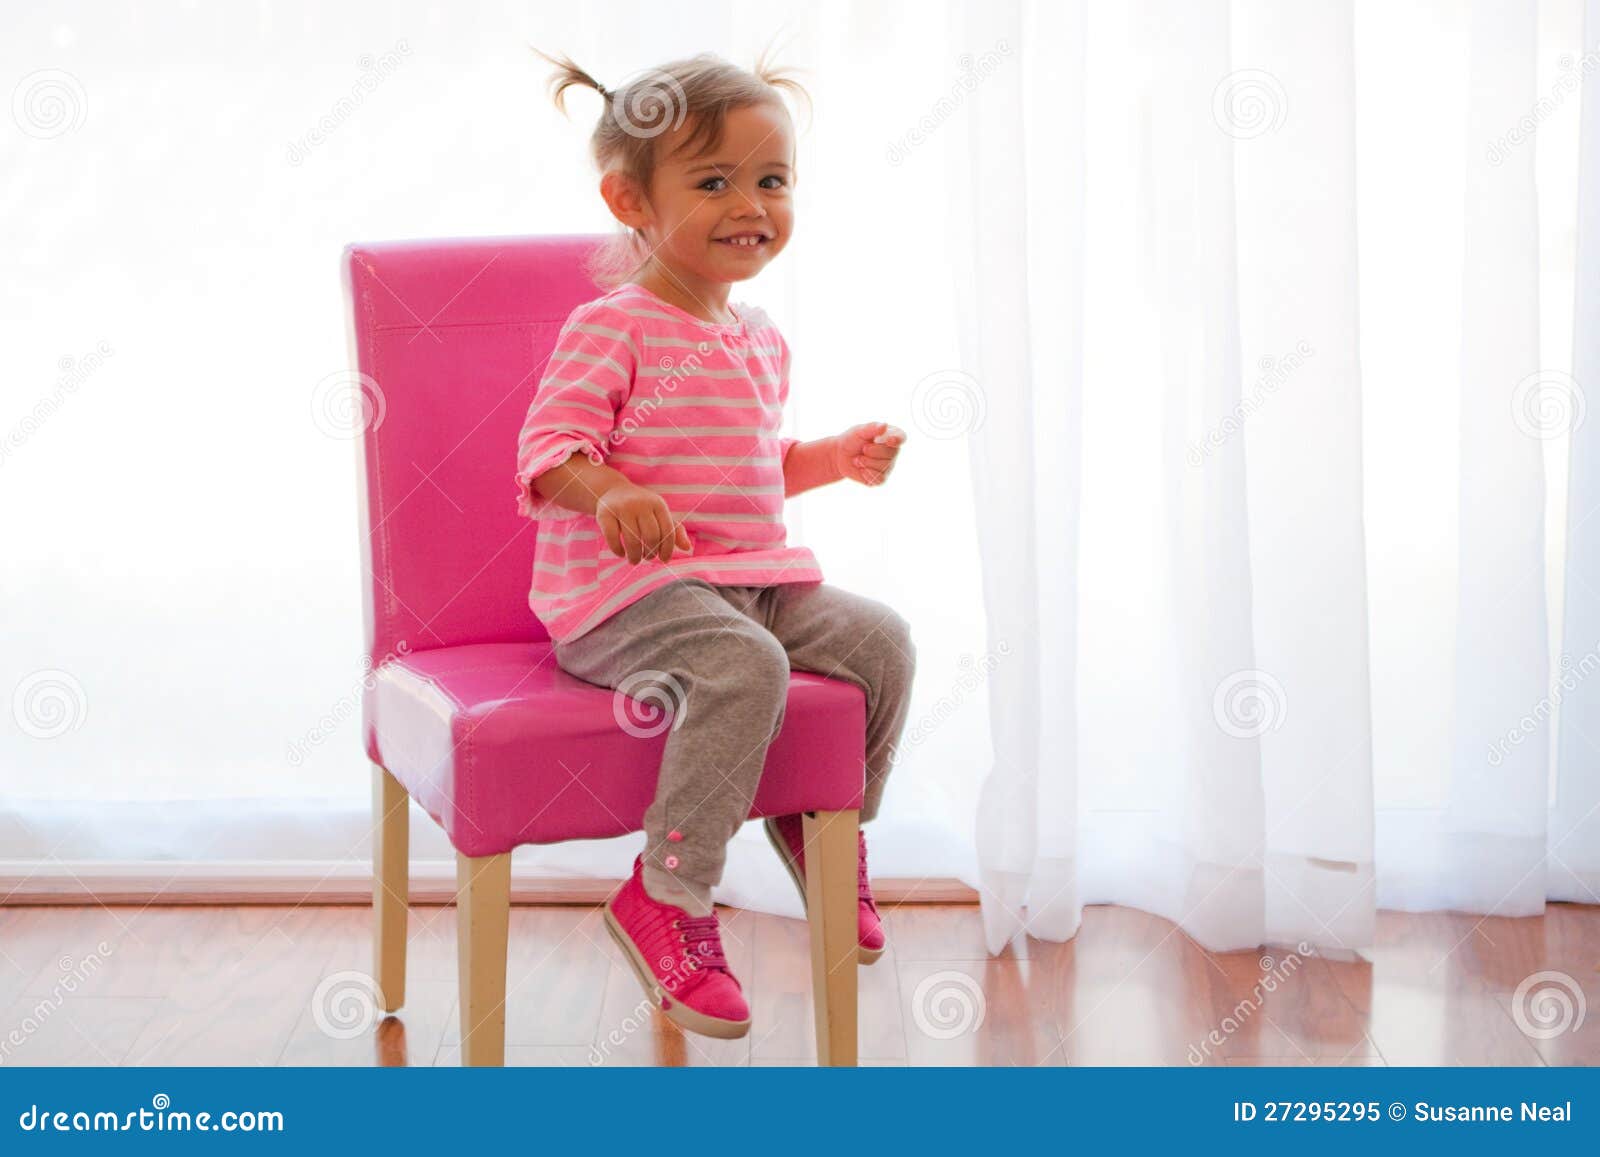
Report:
833,421,906,487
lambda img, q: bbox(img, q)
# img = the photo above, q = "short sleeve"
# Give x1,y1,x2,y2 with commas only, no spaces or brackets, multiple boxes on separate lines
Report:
514,301,637,521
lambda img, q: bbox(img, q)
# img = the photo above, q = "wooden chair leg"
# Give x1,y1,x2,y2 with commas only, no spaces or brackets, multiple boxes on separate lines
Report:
372,764,409,1012
803,808,860,1067
456,851,512,1067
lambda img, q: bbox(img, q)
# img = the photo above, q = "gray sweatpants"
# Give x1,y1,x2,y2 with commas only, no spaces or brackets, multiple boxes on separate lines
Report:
551,578,917,889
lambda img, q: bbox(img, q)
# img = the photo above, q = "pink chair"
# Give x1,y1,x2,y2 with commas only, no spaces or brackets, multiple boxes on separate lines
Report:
341,235,865,1067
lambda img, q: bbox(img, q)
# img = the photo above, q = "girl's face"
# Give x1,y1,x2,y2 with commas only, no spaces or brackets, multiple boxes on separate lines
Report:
625,101,795,287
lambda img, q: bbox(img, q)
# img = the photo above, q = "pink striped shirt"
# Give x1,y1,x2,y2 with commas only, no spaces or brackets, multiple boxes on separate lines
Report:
514,282,823,644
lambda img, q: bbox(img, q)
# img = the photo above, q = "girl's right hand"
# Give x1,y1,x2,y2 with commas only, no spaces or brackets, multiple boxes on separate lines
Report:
595,480,693,564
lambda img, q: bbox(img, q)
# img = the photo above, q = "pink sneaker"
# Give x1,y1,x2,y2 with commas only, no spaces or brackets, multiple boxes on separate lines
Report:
602,854,751,1039
763,812,887,964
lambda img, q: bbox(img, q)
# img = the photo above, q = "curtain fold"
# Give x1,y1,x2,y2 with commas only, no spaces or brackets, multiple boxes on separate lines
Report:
949,0,1055,952
1551,0,1600,906
1439,0,1549,912
1234,0,1375,953
961,0,1593,954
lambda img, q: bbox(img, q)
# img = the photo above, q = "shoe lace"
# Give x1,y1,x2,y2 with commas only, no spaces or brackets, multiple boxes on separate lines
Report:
676,913,730,972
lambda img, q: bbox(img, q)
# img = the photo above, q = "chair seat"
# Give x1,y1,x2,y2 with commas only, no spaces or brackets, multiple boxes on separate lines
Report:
366,642,867,858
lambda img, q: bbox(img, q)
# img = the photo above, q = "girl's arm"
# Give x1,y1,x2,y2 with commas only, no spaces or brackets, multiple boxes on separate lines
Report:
530,453,630,515
781,436,844,498
532,455,692,564
783,422,906,497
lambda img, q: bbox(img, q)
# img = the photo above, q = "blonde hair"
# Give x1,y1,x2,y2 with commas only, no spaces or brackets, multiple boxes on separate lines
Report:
531,47,811,288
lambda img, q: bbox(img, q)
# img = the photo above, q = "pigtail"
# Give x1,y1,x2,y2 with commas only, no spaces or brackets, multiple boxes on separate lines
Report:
752,39,812,133
530,46,611,115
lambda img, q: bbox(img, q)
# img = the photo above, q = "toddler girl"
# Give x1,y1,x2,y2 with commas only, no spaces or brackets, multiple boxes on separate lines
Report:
515,49,916,1041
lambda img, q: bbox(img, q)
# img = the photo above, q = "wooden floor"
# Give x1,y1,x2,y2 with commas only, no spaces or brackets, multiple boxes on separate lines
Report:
0,900,1596,1066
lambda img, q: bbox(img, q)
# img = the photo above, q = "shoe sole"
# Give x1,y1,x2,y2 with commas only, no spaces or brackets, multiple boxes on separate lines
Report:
602,900,751,1040
763,817,885,965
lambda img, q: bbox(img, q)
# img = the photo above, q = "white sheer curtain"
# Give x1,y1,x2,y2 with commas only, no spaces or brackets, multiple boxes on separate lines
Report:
0,0,993,905
961,0,1600,954
4,0,1595,956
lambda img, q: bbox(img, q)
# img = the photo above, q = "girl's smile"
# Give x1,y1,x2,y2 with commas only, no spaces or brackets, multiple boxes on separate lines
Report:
603,101,795,320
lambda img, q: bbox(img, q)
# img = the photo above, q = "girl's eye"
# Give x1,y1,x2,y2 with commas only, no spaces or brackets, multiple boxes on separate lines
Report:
696,175,787,192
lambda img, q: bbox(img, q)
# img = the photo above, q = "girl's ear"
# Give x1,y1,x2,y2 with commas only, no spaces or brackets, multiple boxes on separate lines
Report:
600,170,651,232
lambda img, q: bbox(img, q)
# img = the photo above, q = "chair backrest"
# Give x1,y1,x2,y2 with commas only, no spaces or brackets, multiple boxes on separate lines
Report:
342,234,607,665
